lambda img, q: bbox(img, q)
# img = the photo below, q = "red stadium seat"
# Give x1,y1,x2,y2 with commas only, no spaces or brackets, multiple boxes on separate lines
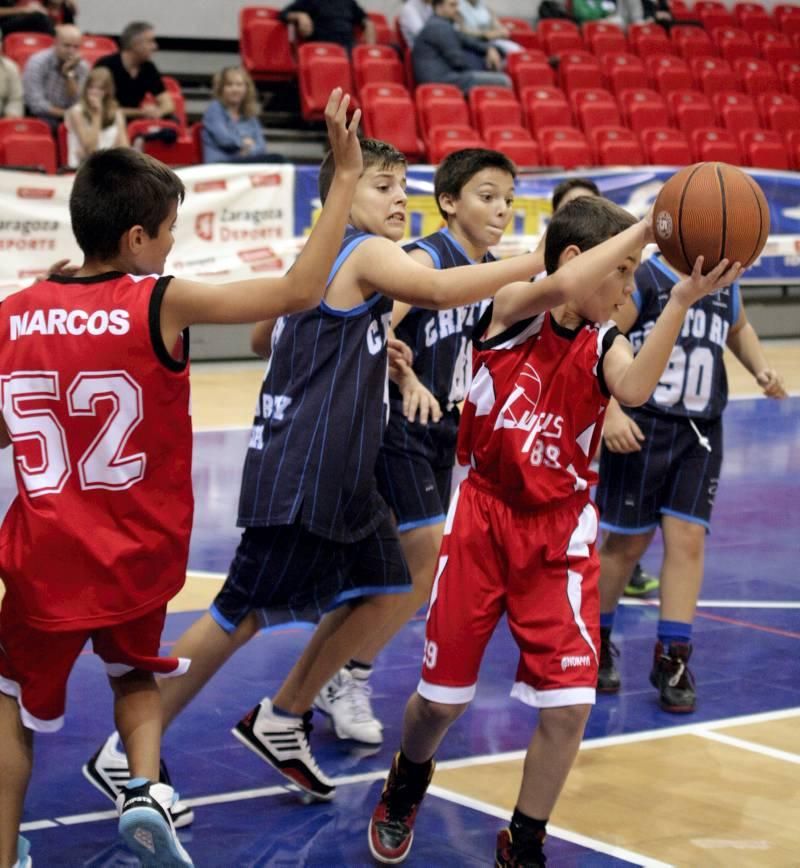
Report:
0,132,57,173
507,50,555,96
298,43,357,122
361,87,424,161
2,32,53,70
582,21,627,57
80,34,117,67
734,3,773,31
774,4,800,39
427,125,485,163
536,126,592,168
734,58,780,96
639,127,692,164
589,125,645,165
353,45,406,94
570,87,621,133
600,52,646,97
695,1,736,31
689,56,735,98
536,19,583,55
0,117,51,140
127,120,196,166
776,60,800,101
484,126,541,166
557,50,601,95
738,128,790,168
468,86,522,137
671,26,717,61
667,88,714,135
756,92,800,136
753,31,795,66
498,17,540,51
520,85,572,135
784,129,800,170
161,76,187,131
690,127,742,163
364,12,394,45
190,121,204,163
628,23,672,58
415,84,470,143
239,6,295,81
710,27,757,64
712,91,761,134
619,87,669,134
645,54,694,97
670,0,696,22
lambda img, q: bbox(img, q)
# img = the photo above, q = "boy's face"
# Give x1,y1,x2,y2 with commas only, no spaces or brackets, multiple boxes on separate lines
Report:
440,167,515,252
349,164,408,242
580,249,640,323
134,201,178,275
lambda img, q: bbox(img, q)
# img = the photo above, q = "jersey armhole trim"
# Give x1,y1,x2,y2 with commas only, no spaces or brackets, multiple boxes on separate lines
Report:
597,326,622,399
149,275,189,372
471,303,537,350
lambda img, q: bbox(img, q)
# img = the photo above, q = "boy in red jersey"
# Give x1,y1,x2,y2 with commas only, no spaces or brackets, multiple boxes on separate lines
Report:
368,196,743,867
0,88,361,868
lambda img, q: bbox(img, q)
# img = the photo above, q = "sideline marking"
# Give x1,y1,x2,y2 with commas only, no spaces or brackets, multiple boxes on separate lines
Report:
694,730,800,765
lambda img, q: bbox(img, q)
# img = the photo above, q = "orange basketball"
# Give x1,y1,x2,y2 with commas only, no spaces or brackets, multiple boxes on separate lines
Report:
652,162,769,275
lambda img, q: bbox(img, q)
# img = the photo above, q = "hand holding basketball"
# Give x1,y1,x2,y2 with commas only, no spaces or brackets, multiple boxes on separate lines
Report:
671,256,743,308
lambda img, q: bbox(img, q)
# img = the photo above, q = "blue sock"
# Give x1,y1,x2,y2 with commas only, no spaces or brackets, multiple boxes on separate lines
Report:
271,702,301,719
600,611,616,631
124,777,150,789
658,619,692,646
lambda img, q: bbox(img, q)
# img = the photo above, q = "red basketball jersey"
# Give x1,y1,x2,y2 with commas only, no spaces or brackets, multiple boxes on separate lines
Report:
458,309,619,510
0,272,193,630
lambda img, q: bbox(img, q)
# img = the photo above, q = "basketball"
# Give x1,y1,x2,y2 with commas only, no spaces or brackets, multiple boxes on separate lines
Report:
652,162,770,275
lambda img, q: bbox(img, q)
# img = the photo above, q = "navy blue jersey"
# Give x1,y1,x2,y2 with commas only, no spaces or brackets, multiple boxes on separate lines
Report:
237,227,393,543
394,228,493,409
627,255,740,421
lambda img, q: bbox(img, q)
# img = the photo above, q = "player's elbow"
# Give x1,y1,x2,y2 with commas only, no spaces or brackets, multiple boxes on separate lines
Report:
611,383,650,408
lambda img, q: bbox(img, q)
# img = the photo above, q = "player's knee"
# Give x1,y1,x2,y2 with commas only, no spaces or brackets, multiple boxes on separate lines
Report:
414,694,468,727
665,521,705,562
602,531,648,562
538,703,591,739
108,668,156,696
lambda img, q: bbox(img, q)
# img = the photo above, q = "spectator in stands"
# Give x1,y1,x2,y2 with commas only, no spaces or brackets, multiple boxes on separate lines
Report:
46,0,77,26
399,0,433,49
571,0,625,25
641,0,674,26
0,1,54,37
413,0,511,94
278,0,375,53
22,23,87,133
94,21,175,122
0,35,23,117
201,66,283,164
457,0,523,56
64,65,127,168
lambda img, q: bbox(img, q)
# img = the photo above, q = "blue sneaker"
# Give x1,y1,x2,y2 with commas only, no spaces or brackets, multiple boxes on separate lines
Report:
13,835,31,868
117,778,193,866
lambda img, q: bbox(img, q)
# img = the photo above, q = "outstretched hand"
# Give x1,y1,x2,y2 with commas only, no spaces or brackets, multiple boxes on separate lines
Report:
671,256,743,308
324,88,362,179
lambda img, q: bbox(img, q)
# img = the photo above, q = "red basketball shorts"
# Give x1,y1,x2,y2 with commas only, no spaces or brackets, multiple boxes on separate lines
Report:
0,601,189,732
418,475,600,709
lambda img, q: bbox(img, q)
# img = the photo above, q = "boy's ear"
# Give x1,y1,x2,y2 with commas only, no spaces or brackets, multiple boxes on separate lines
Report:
557,244,582,268
438,192,458,217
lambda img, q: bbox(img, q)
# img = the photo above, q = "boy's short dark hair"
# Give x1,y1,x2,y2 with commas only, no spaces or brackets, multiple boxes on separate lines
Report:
544,196,637,275
318,138,407,204
70,148,185,261
551,177,600,213
433,148,516,219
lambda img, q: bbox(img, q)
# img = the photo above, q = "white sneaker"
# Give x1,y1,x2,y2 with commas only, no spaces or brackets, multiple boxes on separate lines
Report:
83,732,194,828
232,698,336,800
315,668,384,745
117,779,193,866
13,835,31,868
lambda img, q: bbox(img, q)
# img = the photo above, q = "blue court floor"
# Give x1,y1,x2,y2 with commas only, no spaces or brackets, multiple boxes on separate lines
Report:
5,396,800,866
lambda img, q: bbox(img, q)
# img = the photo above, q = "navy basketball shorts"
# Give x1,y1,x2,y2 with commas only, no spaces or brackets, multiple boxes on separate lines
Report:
210,514,411,631
596,410,723,534
375,403,459,533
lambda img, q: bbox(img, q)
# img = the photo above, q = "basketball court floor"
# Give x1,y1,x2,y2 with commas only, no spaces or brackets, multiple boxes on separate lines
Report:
3,343,799,867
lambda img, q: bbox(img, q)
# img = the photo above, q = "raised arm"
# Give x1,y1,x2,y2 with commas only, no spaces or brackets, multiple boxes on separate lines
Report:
160,89,361,345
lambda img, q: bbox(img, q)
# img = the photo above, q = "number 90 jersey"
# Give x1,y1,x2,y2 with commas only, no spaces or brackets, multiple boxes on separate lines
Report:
458,307,619,510
627,256,740,421
0,273,193,631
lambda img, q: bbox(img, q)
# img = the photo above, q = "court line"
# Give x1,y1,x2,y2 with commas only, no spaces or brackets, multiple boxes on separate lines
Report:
427,785,674,868
621,599,800,610
693,730,800,765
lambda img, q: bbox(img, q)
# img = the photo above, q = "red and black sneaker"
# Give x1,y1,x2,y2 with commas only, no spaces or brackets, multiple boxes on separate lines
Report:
649,641,696,713
597,626,621,694
496,827,547,867
368,752,434,864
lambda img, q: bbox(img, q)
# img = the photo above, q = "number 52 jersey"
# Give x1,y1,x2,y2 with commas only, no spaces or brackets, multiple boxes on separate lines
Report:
0,273,193,631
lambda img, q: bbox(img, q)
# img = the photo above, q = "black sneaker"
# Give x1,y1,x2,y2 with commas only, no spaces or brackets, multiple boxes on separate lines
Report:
496,827,547,867
649,641,696,713
232,698,336,800
82,733,194,828
117,779,193,866
597,626,621,693
623,563,660,597
368,752,434,864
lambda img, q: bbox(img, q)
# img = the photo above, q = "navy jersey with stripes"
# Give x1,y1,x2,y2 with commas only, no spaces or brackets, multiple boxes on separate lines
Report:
237,226,393,543
627,255,740,421
394,228,492,408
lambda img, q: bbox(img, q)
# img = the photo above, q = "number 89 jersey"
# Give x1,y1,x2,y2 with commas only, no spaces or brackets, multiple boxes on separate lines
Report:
0,273,193,631
627,256,740,421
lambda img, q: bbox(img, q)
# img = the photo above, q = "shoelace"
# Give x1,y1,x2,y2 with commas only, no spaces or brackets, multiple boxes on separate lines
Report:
293,712,329,779
338,676,376,724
